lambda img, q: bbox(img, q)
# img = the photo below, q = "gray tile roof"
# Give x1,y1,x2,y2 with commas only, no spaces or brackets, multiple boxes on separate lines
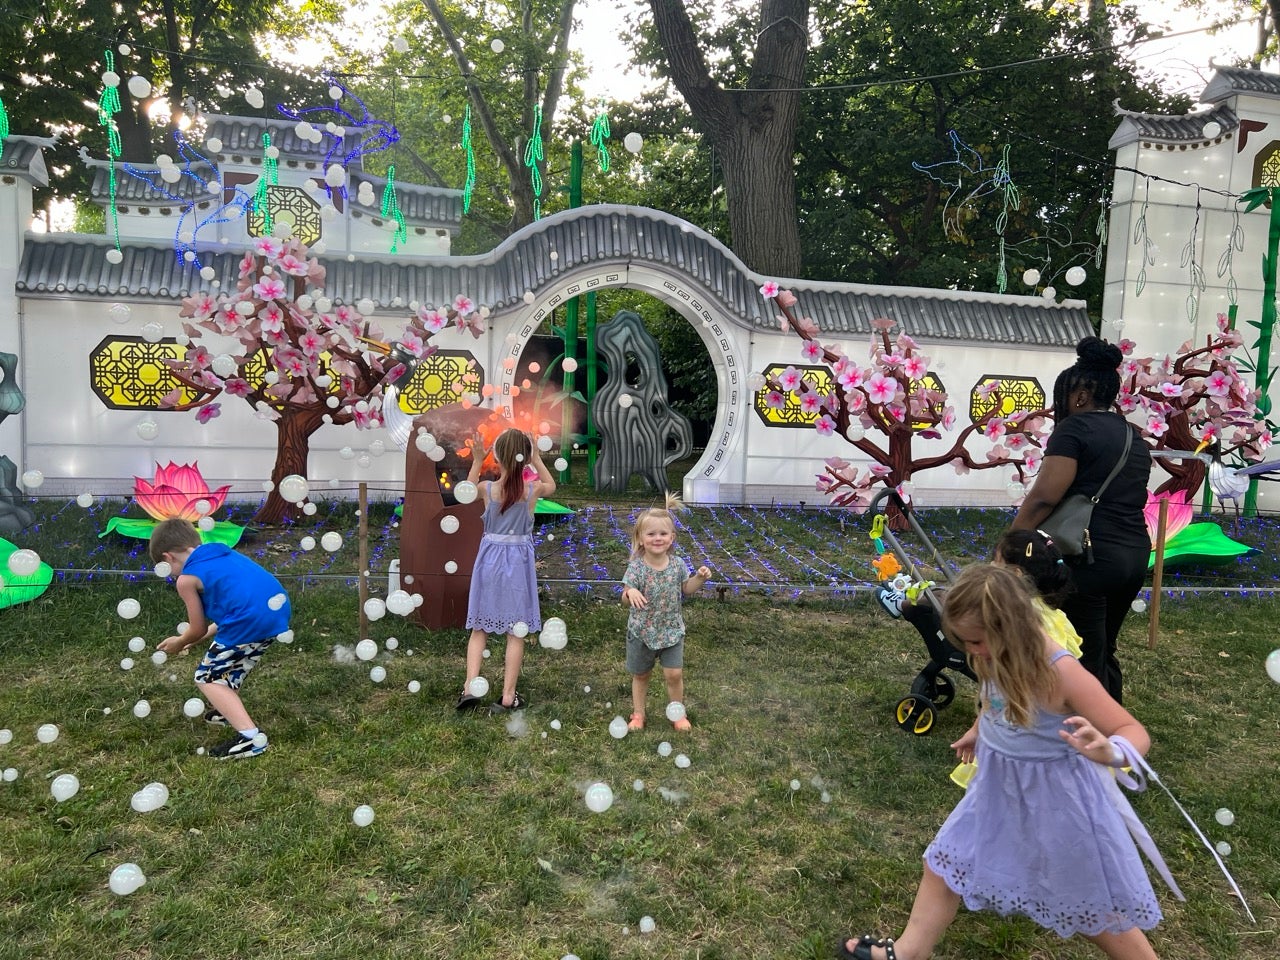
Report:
15,205,1092,346
1108,101,1237,150
0,134,53,187
1200,65,1280,103
204,114,371,163
89,160,219,204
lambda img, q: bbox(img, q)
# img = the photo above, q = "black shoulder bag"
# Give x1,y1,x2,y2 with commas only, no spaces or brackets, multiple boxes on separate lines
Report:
1038,425,1133,564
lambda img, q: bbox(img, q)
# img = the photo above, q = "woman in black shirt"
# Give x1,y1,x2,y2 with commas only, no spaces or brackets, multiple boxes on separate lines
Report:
1012,337,1151,703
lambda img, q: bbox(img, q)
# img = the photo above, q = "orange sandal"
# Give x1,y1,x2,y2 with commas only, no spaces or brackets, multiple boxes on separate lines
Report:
627,712,646,731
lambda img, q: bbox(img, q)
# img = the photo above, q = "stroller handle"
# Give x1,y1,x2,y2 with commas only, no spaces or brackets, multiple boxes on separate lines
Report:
867,485,956,589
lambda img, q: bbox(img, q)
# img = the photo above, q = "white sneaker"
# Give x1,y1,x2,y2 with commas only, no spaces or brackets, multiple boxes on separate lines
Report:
877,587,905,619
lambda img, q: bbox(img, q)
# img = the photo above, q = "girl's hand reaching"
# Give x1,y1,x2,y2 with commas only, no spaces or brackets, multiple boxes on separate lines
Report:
950,724,978,764
1060,716,1120,766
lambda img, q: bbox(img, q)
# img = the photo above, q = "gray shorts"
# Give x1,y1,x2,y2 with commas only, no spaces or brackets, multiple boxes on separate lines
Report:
626,634,684,675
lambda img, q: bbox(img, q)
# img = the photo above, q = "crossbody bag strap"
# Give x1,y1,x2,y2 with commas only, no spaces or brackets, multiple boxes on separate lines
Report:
1091,423,1134,503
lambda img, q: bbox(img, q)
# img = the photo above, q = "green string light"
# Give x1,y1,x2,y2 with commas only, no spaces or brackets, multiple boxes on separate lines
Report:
381,165,408,253
524,103,544,220
254,132,279,235
97,50,123,253
993,144,1018,294
0,96,9,162
461,104,476,214
589,104,611,173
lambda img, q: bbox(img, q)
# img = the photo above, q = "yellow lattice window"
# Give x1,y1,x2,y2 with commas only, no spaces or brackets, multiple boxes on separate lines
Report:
909,373,946,429
969,375,1045,423
754,365,946,430
246,185,322,246
397,351,480,414
90,337,198,409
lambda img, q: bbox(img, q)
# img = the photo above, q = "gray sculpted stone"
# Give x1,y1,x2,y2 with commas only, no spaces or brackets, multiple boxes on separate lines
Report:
590,310,693,493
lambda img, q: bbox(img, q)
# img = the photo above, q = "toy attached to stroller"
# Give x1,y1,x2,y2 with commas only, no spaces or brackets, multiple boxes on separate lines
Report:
867,489,975,736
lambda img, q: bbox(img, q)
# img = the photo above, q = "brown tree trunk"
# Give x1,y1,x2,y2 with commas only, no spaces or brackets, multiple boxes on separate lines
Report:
253,409,326,525
1151,412,1207,499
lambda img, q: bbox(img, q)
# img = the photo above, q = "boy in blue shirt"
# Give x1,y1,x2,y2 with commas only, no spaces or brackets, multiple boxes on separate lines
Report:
150,518,291,759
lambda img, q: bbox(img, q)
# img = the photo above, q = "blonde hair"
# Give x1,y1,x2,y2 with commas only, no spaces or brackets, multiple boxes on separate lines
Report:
941,563,1056,728
149,518,201,562
629,492,683,558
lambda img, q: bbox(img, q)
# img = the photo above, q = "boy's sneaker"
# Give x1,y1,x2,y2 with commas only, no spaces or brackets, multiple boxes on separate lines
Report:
209,732,267,759
203,709,228,726
877,587,905,619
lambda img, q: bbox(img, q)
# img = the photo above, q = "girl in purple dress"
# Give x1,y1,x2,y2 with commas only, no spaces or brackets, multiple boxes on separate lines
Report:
841,563,1163,960
458,428,555,713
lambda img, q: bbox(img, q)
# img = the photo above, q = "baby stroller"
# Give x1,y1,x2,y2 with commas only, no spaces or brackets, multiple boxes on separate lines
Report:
867,489,976,736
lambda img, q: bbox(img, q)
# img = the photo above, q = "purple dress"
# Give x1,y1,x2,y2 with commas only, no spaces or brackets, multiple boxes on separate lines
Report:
924,649,1163,938
465,482,541,635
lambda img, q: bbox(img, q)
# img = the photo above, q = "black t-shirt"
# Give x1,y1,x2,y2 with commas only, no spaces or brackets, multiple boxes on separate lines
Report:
1043,412,1152,551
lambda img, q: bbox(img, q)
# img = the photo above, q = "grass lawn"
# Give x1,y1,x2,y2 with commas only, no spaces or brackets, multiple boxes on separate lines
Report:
2,479,1278,959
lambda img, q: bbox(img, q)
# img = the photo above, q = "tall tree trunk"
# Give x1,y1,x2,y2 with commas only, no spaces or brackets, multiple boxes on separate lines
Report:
253,408,325,525
649,0,808,276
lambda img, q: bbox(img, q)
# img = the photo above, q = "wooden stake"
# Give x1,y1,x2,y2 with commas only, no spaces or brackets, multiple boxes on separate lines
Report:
1148,497,1169,649
358,481,369,640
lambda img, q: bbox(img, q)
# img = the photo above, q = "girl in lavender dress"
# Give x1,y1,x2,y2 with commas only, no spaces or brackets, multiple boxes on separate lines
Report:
458,428,555,713
841,563,1165,960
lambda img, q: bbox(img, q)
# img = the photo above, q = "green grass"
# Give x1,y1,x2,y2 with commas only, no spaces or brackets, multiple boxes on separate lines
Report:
2,487,1279,959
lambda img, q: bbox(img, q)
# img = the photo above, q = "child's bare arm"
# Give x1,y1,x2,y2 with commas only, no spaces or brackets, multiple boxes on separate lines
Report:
157,575,211,654
528,435,556,498
682,565,712,595
1057,656,1150,762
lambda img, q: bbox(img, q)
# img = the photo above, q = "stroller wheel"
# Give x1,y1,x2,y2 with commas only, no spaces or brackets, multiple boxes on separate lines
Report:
930,674,956,709
895,695,937,735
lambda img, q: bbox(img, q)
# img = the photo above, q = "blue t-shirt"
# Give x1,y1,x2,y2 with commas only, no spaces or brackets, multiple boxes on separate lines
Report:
183,543,290,648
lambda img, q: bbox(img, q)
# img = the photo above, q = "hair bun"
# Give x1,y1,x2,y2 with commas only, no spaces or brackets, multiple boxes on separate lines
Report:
1075,336,1122,371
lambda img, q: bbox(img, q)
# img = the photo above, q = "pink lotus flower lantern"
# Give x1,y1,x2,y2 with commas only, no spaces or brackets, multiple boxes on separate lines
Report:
1144,489,1193,546
133,462,231,522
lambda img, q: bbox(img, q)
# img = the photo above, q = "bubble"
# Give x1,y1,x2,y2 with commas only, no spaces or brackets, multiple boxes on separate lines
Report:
321,532,343,552
393,35,410,53
2,767,17,781
608,716,629,739
789,779,801,791
821,790,832,803
352,804,375,827
120,658,135,671
278,474,309,504
639,916,656,934
407,680,421,693
72,492,95,509
1065,265,1087,287
1215,807,1235,826
453,480,478,505
183,698,205,718
674,753,691,769
664,701,686,723
617,393,633,408
139,321,164,343
553,457,568,472
444,561,458,574
136,418,159,440
1202,119,1222,139
482,649,491,659
36,723,59,744
440,515,460,534
106,248,124,265
153,561,172,578
1130,598,1147,614
130,782,168,812
490,37,505,53
538,617,568,650
550,719,562,731
0,729,10,745
1266,649,1280,684
109,863,147,896
363,598,387,621
8,548,41,576
277,629,295,644
355,638,378,661
468,676,490,698
633,779,645,792
657,741,672,758
133,699,152,719
369,665,387,683
511,621,529,638
536,434,554,452
117,598,141,620
150,650,168,666
562,357,579,373
51,773,80,802
300,536,316,551
1216,841,1232,856
1022,268,1041,287
584,782,614,813
623,132,643,154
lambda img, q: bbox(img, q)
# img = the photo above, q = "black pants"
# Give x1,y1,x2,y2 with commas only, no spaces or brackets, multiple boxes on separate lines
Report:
1061,544,1148,704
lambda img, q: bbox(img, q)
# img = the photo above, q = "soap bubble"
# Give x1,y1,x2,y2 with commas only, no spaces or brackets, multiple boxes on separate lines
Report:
386,590,415,616
512,621,529,638
210,354,238,378
444,560,458,574
536,434,554,452
127,636,146,653
1215,808,1235,826
562,357,579,373
278,474,309,503
150,650,168,666
117,598,141,620
384,637,399,650
355,638,378,661
674,754,691,769
369,665,386,683
623,132,643,154
1130,598,1147,614
549,719,562,731
51,773,80,802
0,729,10,744
554,457,568,471
277,629,294,644
2,767,17,781
608,716,629,739
639,916,656,934
183,698,205,718
440,515,460,534
453,480,478,504
1065,265,1087,286
321,532,343,552
664,701,686,723
8,549,41,576
393,35,410,53
657,741,672,757
363,598,387,621
617,393,633,408
130,782,168,812
352,804,375,827
407,680,421,693
268,593,287,611
76,492,95,508
584,782,614,813
109,863,147,895
1266,649,1280,684
468,676,490,698
136,419,159,440
107,302,132,324
539,617,568,650
36,723,59,744
133,700,152,719
140,321,164,342
300,536,316,551
153,561,171,578
1022,268,1041,286
106,248,123,264
120,658,135,671
1216,841,1232,856
197,516,215,532
790,779,801,791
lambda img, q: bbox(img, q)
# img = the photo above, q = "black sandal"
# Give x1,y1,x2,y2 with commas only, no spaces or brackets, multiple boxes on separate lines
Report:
456,692,485,711
489,691,527,713
837,934,896,960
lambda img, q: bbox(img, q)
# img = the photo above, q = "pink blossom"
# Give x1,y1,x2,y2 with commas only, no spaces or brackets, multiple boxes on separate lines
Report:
951,457,970,476
838,366,864,391
1121,359,1140,378
983,419,1007,440
765,390,786,409
277,254,308,276
1216,313,1230,332
902,355,928,380
865,372,897,405
881,353,904,369
777,290,797,308
799,392,823,414
335,304,358,324
1146,414,1168,437
259,303,285,332
1117,393,1139,414
253,237,282,259
186,292,217,319
800,340,824,362
871,317,895,332
187,345,211,368
298,331,324,356
777,366,803,392
976,381,998,399
418,307,448,333
869,464,892,477
759,281,780,299
224,378,252,398
453,295,475,315
1204,370,1231,397
1004,432,1029,451
195,403,222,424
1158,380,1184,399
815,415,835,437
942,407,956,430
262,328,289,347
254,276,287,301
399,331,425,357
238,252,256,279
1256,429,1273,450
985,444,1009,463
1022,451,1042,473
254,402,281,421
895,333,918,353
